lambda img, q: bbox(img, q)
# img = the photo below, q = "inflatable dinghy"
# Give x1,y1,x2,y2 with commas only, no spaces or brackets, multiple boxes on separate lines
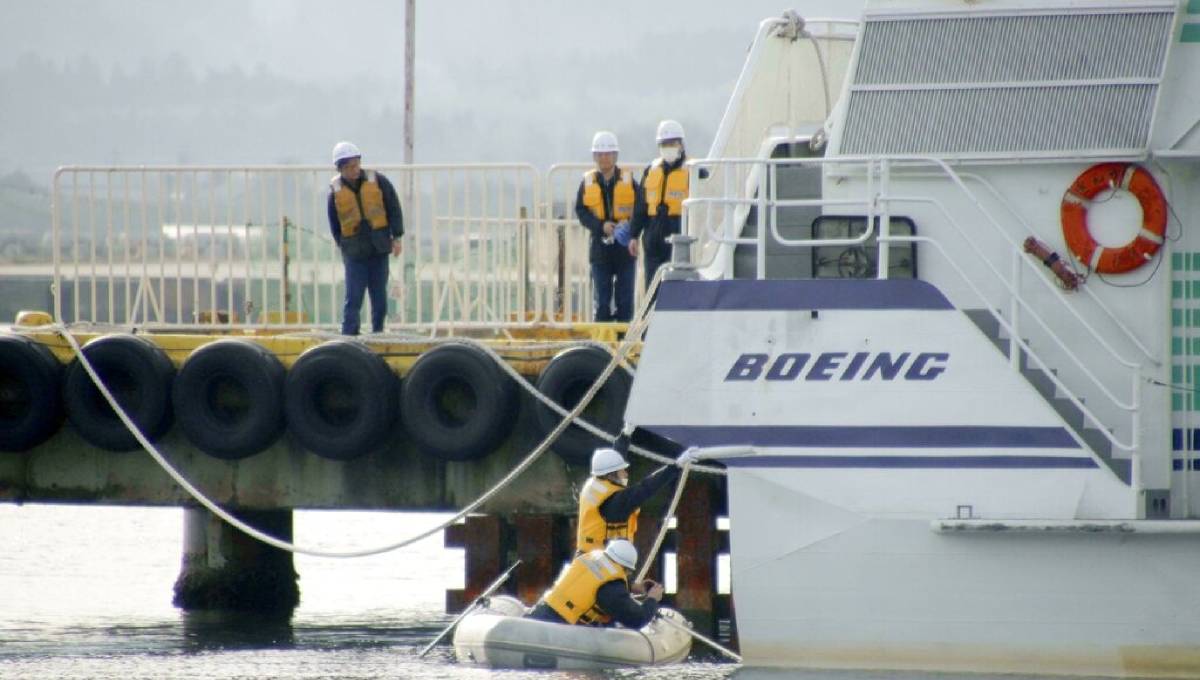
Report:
452,595,692,669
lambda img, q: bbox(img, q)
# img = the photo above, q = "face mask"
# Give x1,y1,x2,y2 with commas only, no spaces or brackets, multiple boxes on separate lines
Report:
659,145,681,163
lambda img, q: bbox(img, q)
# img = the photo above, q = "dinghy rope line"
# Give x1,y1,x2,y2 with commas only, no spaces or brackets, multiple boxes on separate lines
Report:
51,268,692,558
636,462,692,584
657,610,743,663
373,337,726,476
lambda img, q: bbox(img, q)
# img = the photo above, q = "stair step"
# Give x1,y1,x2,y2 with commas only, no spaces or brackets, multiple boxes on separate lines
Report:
1022,366,1053,399
966,309,1129,486
1048,396,1086,430
1108,457,1132,485
963,308,1001,340
1080,427,1115,464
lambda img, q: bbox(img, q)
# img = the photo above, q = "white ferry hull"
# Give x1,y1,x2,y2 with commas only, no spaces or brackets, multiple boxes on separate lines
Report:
728,475,1200,678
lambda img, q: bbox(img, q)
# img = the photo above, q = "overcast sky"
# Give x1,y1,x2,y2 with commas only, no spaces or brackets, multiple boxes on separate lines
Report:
1,1,863,180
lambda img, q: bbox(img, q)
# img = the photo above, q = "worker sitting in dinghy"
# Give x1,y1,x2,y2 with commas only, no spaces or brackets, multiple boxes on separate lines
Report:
528,539,663,628
576,440,697,553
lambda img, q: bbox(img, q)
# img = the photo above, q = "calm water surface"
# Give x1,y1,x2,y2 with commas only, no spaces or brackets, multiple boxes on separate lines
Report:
0,504,742,679
0,504,1113,680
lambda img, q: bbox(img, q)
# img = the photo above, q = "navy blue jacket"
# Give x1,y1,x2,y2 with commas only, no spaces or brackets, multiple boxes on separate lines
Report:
326,171,404,259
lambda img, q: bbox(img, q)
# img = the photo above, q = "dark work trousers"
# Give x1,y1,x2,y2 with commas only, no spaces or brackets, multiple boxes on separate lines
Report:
592,256,636,322
643,248,670,290
342,252,390,335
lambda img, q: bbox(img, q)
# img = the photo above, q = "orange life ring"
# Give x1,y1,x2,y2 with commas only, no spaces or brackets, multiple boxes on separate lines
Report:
1060,163,1167,274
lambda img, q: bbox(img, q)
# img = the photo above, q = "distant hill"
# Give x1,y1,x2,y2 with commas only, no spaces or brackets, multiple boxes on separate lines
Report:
0,171,51,261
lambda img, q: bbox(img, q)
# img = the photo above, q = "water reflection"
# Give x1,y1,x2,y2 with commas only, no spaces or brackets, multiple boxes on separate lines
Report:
180,610,295,651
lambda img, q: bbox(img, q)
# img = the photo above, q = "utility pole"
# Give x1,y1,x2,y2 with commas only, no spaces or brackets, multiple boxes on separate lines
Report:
404,0,415,172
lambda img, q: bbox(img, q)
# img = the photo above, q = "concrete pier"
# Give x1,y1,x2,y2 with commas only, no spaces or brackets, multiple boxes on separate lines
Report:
173,506,299,612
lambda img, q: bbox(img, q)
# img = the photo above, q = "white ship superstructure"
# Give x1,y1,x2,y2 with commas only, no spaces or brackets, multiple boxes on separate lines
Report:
625,1,1200,675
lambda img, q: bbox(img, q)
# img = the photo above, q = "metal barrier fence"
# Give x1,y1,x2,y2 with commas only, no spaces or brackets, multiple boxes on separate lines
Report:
544,162,650,321
50,163,658,331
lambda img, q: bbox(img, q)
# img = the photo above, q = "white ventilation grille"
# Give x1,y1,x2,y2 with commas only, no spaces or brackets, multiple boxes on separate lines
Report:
837,6,1176,157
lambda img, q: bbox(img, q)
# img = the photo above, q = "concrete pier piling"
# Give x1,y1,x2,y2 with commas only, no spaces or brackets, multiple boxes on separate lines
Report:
173,506,299,612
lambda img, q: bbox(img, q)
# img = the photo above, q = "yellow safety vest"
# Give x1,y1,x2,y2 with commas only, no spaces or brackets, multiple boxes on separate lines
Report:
581,169,635,223
576,477,639,552
543,550,627,625
331,170,389,238
643,159,689,217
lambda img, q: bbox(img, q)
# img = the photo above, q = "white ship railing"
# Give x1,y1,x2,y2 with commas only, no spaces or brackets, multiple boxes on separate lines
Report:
682,155,1144,459
896,169,1160,366
695,13,858,271
49,162,678,332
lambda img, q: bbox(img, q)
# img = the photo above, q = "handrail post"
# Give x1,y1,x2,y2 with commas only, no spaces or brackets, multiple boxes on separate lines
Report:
1131,368,1142,454
723,161,735,275
51,169,63,323
877,158,890,280
1010,249,1022,371
756,160,768,280
519,205,529,321
865,159,875,244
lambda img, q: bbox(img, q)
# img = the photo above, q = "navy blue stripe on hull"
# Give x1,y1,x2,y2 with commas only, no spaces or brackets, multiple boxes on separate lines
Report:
656,279,954,312
646,425,1080,449
724,455,1097,469
1172,428,1200,451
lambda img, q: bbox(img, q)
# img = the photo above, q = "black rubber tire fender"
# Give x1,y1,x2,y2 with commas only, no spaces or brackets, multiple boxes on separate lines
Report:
0,334,65,452
62,334,176,452
283,340,398,460
400,344,519,461
533,346,632,467
173,339,286,460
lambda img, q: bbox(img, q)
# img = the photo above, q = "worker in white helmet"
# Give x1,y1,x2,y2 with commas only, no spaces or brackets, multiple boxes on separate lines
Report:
528,539,664,628
630,120,689,284
575,131,639,322
326,141,404,335
573,441,684,554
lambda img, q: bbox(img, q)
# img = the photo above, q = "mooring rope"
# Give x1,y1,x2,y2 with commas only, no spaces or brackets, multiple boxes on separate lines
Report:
272,320,725,475
50,268,667,558
635,461,692,583
390,335,726,476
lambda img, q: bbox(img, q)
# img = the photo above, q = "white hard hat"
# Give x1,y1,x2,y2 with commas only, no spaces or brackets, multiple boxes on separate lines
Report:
591,447,629,476
604,539,638,569
332,141,362,165
656,119,685,143
591,131,619,153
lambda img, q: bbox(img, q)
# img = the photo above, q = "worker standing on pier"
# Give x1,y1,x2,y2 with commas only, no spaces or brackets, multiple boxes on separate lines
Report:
575,131,638,322
327,141,404,335
528,540,663,628
629,120,689,284
575,439,698,553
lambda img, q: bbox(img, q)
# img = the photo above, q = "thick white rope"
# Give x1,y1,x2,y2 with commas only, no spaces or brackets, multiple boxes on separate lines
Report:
635,462,692,583
658,612,742,663
30,300,725,475
252,295,725,475
409,335,726,476
51,268,667,558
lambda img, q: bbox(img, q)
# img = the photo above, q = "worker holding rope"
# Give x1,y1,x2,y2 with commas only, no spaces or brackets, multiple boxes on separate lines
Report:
575,434,701,555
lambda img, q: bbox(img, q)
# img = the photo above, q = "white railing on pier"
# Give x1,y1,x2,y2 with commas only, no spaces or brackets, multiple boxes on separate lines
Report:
50,164,609,331
544,162,652,319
